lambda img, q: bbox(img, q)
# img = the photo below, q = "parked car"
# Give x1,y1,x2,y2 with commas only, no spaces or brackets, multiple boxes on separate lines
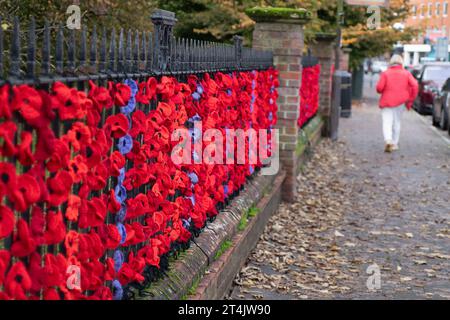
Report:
371,60,388,73
413,62,450,115
406,65,422,79
432,77,450,130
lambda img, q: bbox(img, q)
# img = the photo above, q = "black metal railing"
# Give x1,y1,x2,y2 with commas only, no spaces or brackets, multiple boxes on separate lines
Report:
0,9,274,300
0,9,273,86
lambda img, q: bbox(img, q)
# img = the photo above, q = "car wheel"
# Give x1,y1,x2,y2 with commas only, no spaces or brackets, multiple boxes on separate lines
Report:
440,107,449,130
432,106,440,127
417,103,426,115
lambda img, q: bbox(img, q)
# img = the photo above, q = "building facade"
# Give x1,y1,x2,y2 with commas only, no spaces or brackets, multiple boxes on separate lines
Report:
403,1,450,65
406,0,450,43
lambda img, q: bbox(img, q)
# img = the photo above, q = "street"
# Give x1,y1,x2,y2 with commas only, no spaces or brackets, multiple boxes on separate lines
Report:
230,74,450,300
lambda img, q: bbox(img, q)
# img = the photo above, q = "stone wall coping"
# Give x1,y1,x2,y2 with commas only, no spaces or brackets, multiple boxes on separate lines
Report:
314,32,337,42
246,6,311,25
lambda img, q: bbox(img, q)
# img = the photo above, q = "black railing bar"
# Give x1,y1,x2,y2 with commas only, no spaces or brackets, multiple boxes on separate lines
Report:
0,64,274,87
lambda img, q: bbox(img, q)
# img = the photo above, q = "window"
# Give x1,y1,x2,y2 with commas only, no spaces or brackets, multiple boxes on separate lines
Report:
421,4,425,18
436,2,441,16
412,5,417,17
444,2,449,16
428,3,433,16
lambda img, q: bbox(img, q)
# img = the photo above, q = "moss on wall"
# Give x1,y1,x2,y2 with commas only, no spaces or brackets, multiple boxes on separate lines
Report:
245,7,311,23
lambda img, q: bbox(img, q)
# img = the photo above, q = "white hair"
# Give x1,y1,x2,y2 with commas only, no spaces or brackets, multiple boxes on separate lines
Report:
390,54,404,66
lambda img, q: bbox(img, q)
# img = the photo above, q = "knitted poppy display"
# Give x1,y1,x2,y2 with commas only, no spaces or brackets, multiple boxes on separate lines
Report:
298,64,321,128
0,69,278,300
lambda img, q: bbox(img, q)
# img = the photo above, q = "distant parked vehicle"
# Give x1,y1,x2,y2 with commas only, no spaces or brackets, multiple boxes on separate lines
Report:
432,77,450,130
371,61,388,73
406,65,422,79
414,62,450,115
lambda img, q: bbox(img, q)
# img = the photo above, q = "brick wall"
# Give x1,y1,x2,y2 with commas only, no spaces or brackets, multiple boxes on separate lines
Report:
310,36,336,137
252,22,305,202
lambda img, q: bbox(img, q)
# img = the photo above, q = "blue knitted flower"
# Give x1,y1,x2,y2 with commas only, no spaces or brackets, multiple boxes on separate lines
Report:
112,280,123,300
188,172,199,184
113,250,124,272
117,134,133,155
116,222,127,244
114,184,127,204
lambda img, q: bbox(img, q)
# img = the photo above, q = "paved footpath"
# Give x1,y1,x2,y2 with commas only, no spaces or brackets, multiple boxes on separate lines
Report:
230,82,450,300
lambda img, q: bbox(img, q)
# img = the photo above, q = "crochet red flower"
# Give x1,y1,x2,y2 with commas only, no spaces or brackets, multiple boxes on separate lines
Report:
98,224,121,250
0,121,17,157
0,205,14,240
136,77,157,104
62,122,92,152
11,219,36,257
10,173,41,212
40,253,66,288
78,197,107,229
47,170,73,207
51,82,91,120
68,155,89,184
0,85,12,119
43,288,61,300
17,131,34,166
0,250,10,287
4,261,32,300
66,195,81,222
104,114,129,139
30,206,45,245
11,85,43,123
125,194,150,220
109,82,131,107
117,263,144,286
88,80,113,110
46,139,71,173
137,243,160,268
0,162,17,203
44,210,66,245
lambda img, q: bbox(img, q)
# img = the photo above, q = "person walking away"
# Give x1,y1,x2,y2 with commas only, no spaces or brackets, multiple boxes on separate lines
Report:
376,55,418,153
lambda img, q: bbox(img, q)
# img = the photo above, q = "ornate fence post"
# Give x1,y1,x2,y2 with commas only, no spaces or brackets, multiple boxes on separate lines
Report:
247,7,311,202
151,9,177,72
310,33,336,138
233,35,243,69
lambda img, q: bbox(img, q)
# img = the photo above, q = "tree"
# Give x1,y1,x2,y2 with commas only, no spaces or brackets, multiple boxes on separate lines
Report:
0,0,417,70
0,0,158,32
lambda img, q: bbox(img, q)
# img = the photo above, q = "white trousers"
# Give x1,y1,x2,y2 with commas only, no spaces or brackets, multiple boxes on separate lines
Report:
381,105,404,145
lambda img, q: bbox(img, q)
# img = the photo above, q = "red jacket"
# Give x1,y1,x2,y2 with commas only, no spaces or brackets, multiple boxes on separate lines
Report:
376,65,419,109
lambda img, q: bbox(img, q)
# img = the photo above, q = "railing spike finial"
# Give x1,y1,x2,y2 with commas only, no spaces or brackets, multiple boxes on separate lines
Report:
134,30,139,73
10,16,21,79
109,28,116,72
90,25,98,70
146,31,152,71
0,17,4,78
26,17,36,79
67,28,76,71
100,27,107,72
41,19,51,76
140,31,146,71
80,25,87,68
126,29,132,73
118,28,124,73
56,24,64,75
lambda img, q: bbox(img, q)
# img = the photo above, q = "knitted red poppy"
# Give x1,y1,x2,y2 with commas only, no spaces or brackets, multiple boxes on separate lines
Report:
4,261,32,300
109,82,131,107
0,205,15,239
51,82,90,120
0,121,17,157
104,114,129,139
11,85,43,123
